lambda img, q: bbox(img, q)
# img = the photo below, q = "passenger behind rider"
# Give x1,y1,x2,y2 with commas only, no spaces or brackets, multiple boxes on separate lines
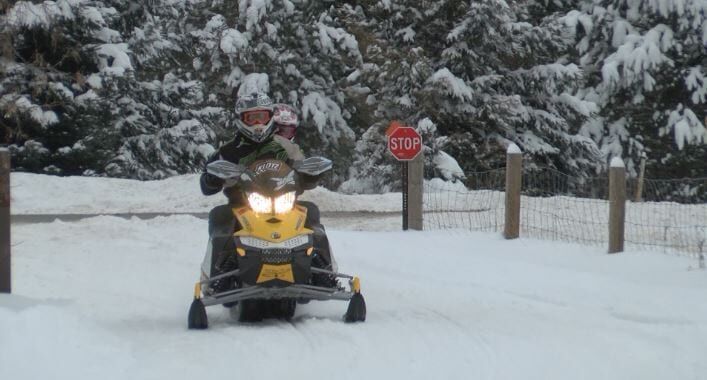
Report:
273,103,299,142
199,92,337,285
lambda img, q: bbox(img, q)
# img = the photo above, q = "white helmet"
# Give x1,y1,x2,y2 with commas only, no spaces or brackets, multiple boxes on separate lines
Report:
234,92,275,143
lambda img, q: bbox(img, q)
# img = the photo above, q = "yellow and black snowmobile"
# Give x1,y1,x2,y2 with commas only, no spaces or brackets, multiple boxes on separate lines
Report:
188,157,366,328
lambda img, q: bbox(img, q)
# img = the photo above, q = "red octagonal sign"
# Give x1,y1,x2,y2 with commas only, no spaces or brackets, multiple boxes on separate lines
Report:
388,125,422,161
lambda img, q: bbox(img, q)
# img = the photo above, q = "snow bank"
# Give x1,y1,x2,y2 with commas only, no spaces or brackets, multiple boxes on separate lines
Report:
10,172,484,215
10,173,405,214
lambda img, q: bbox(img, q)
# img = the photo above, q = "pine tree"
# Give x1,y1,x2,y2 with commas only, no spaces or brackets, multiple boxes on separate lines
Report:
567,0,707,177
1,1,124,174
2,0,704,193
0,1,220,177
184,0,364,184
341,0,602,193
433,0,602,175
338,1,455,192
96,0,222,178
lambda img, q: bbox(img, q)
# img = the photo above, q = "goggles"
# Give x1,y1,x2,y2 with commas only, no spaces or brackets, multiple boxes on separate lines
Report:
240,109,272,126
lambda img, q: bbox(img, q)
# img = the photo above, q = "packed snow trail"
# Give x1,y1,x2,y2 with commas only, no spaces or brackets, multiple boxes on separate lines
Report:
2,215,706,380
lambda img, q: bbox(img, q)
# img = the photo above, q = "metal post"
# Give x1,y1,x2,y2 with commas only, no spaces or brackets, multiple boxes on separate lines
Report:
0,148,10,293
609,157,626,254
504,144,522,239
402,161,408,231
408,154,424,230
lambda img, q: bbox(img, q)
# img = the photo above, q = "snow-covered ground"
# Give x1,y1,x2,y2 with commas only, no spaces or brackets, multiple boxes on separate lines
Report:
3,218,707,379
13,172,706,256
3,173,707,379
10,173,402,214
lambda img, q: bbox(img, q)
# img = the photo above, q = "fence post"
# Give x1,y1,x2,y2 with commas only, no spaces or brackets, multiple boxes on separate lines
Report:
609,157,626,254
408,154,424,230
504,144,522,239
634,155,646,202
0,148,10,293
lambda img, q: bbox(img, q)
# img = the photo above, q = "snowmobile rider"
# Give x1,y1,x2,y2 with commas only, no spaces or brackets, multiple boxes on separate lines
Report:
199,92,337,287
273,103,299,141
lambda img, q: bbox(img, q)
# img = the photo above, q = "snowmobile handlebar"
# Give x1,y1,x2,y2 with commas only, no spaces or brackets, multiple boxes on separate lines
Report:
292,157,332,176
206,157,332,191
206,160,247,188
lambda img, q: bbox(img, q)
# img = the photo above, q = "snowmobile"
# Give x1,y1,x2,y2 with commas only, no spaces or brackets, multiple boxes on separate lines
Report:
188,157,366,329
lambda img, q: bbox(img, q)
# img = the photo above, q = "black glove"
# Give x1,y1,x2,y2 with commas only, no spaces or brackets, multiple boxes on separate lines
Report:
204,173,224,188
201,173,224,195
297,172,320,191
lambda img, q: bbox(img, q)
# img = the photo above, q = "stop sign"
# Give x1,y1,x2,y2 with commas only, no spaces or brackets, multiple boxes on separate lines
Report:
388,125,422,161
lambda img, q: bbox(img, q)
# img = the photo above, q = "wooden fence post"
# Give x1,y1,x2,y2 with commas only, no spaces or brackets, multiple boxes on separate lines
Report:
1,148,10,293
634,155,646,202
408,154,424,230
609,157,626,254
504,144,522,239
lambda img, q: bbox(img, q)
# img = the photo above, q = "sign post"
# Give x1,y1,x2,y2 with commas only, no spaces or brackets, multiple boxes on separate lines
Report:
387,121,423,231
402,161,408,230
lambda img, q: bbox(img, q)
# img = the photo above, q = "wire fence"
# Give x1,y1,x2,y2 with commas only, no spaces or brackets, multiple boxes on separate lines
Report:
520,169,609,247
624,176,707,256
423,166,707,257
423,169,505,232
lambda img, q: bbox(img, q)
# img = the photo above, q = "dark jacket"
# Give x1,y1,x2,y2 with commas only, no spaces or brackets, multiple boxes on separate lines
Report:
200,134,306,202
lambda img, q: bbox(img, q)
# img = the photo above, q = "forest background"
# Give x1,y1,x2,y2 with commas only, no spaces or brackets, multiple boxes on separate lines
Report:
1,0,705,194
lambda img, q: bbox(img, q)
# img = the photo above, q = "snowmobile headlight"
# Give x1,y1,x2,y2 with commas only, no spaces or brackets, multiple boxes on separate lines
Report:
248,192,272,214
247,191,296,214
274,191,296,214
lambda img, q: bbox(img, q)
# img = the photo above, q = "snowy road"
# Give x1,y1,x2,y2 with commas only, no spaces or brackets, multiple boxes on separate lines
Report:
9,211,401,229
2,215,707,380
10,212,403,235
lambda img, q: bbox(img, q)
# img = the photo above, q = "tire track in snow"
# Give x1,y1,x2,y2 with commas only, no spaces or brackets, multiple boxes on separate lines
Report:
422,305,499,380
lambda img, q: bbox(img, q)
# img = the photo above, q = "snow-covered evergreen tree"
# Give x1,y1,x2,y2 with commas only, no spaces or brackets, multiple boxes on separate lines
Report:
184,0,364,184
1,0,704,192
342,0,602,192
2,1,122,174
1,0,364,180
102,1,222,178
434,0,601,175
566,0,707,177
1,0,221,178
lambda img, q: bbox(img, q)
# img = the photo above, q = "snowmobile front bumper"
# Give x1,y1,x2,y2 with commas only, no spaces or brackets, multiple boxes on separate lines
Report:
201,284,355,307
195,267,360,307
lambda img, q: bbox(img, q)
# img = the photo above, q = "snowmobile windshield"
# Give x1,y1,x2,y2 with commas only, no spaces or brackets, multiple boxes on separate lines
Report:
241,159,299,198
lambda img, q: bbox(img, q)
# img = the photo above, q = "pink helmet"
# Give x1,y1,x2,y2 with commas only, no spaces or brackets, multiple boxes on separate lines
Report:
273,104,298,141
